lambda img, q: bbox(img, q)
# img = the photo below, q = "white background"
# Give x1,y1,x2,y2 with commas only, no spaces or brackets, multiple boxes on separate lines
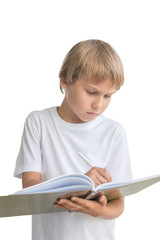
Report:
0,0,160,239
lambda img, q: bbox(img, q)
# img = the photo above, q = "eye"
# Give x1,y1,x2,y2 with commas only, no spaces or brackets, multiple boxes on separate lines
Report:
104,95,111,99
87,90,96,95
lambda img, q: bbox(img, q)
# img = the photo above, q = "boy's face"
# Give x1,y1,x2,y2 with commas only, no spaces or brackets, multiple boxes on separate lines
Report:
58,77,117,123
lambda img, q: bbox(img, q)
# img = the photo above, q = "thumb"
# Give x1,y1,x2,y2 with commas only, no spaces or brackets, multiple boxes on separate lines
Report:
98,195,107,206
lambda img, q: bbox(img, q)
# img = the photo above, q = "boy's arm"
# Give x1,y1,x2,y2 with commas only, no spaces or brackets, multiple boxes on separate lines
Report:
22,172,42,188
100,195,124,219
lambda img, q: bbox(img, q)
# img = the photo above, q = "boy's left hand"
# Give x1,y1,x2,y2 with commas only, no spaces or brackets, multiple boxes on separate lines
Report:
53,194,108,218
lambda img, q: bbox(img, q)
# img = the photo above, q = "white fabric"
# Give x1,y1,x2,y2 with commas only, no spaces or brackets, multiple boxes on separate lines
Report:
14,106,132,240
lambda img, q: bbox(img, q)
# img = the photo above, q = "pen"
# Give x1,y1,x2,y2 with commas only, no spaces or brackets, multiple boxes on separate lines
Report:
78,152,93,167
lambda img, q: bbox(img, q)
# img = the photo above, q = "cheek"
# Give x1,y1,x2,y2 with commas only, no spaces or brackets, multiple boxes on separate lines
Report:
75,93,88,108
103,99,111,109
67,90,86,108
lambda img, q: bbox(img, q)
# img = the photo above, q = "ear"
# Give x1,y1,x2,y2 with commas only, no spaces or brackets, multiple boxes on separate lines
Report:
60,77,68,90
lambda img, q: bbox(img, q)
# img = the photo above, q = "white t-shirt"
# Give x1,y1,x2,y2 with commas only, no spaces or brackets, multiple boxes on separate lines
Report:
14,107,132,240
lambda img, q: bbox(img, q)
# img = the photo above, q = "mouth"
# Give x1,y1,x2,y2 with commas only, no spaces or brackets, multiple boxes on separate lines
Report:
87,112,99,117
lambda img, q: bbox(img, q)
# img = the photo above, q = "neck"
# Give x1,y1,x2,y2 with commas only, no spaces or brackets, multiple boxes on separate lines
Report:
57,99,83,123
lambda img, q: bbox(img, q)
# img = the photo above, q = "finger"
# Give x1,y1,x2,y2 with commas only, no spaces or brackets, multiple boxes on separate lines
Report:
85,167,112,186
56,199,83,212
96,168,112,182
71,197,105,216
98,195,107,206
71,197,95,209
95,174,108,185
54,203,68,210
91,176,103,187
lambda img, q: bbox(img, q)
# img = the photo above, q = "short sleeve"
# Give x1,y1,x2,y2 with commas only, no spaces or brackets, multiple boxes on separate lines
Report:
14,112,42,179
106,126,132,182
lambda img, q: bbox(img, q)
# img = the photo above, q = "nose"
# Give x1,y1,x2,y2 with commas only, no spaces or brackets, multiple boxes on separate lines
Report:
91,97,103,110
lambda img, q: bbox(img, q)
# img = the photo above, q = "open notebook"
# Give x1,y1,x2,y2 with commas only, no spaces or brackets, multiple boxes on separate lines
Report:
0,173,159,217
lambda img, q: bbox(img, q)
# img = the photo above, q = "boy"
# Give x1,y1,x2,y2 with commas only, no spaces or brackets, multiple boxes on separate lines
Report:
14,39,132,240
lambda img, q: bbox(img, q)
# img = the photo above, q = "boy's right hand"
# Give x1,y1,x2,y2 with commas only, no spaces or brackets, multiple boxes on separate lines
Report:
85,167,112,187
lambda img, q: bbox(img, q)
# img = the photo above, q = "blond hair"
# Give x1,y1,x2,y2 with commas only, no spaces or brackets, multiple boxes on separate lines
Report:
59,39,124,92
